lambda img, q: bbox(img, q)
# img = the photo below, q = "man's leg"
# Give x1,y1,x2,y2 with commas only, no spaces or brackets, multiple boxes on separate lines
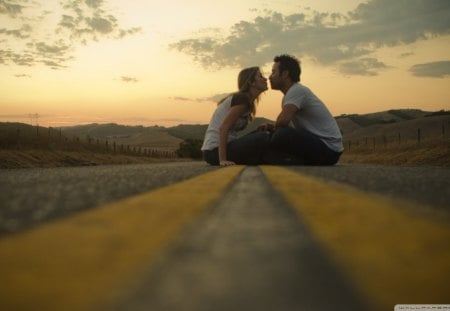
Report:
269,127,340,165
227,131,271,165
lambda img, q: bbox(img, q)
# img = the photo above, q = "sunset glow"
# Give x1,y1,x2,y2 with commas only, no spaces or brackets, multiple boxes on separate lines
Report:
1,0,449,127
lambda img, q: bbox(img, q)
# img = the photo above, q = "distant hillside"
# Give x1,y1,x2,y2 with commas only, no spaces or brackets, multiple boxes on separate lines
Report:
340,114,450,143
335,109,450,146
62,123,184,151
167,124,208,141
0,122,62,148
2,109,448,152
60,118,273,151
336,109,431,133
61,123,147,138
334,109,444,135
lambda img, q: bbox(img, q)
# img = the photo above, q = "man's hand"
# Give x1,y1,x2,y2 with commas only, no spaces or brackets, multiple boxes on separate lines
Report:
257,123,275,132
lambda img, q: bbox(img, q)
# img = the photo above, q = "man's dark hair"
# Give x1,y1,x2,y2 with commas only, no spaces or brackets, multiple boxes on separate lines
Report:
274,54,301,82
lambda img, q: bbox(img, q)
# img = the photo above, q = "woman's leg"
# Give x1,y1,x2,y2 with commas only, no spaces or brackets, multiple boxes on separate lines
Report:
227,131,271,165
203,149,219,165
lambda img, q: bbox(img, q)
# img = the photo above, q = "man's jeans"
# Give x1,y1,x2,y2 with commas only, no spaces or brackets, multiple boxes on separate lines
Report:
266,127,342,165
203,131,271,165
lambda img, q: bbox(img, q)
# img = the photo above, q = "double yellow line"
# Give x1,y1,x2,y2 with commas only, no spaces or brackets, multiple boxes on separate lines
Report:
0,166,244,311
262,166,450,310
1,165,449,310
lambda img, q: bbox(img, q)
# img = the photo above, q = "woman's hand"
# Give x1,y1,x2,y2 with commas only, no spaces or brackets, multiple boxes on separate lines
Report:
257,123,275,132
220,160,236,167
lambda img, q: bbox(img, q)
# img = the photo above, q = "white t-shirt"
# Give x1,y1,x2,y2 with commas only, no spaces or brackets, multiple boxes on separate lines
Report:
201,95,250,151
283,83,343,152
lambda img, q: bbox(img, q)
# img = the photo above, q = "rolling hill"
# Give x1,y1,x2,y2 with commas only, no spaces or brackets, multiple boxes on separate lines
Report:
335,109,450,143
61,123,184,151
2,109,448,153
59,118,274,151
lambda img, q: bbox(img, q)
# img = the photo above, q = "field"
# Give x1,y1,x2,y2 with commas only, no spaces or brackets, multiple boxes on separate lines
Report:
0,149,180,169
340,137,450,166
1,109,449,168
337,112,450,166
0,123,182,168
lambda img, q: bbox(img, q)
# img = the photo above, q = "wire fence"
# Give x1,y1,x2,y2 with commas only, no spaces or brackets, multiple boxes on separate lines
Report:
343,122,449,152
0,126,178,159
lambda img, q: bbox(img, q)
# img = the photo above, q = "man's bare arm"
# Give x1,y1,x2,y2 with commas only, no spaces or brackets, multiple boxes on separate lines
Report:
275,104,298,128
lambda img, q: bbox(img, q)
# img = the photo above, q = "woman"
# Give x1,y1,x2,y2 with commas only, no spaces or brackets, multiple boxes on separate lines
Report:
201,67,270,166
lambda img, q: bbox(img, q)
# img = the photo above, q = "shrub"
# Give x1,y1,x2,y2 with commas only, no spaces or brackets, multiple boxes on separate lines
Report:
176,139,203,159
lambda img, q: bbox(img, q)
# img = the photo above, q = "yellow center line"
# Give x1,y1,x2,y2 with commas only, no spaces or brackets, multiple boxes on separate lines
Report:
0,166,244,311
261,166,450,310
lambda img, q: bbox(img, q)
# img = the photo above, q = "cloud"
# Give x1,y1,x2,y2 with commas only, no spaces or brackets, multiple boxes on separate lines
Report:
399,52,414,58
171,93,231,104
171,97,190,101
409,61,450,78
0,0,24,17
85,0,103,9
0,49,35,66
0,24,32,39
57,0,142,40
170,0,450,76
117,117,198,125
0,0,141,70
0,113,32,119
338,58,389,76
120,76,138,83
204,93,230,103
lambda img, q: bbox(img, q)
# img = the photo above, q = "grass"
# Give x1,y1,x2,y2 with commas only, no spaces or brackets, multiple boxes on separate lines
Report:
2,121,448,169
340,137,450,166
3,138,447,169
0,149,186,169
0,122,183,169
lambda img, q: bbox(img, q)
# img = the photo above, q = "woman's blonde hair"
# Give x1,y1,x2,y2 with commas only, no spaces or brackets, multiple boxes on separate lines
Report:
218,66,262,121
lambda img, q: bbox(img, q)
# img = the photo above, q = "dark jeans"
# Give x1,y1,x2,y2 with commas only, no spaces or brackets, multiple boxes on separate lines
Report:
203,131,270,165
265,127,342,165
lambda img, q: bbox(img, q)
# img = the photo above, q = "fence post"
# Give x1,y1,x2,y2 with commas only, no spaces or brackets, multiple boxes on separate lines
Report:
15,129,20,148
417,128,421,144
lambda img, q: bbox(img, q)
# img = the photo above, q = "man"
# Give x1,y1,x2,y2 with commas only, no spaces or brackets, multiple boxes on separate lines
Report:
261,54,343,165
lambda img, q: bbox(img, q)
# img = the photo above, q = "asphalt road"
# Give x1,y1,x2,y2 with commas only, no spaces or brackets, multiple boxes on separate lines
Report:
115,166,368,311
289,164,450,210
0,162,216,234
1,162,448,235
1,162,449,310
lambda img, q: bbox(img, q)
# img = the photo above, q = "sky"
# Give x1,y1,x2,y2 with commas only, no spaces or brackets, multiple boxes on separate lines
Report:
1,0,449,127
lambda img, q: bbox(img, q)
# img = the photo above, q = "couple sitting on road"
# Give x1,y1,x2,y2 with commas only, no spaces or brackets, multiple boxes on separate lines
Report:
201,54,344,166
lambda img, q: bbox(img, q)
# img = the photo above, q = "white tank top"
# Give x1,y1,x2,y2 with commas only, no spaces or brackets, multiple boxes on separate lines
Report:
201,95,250,151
